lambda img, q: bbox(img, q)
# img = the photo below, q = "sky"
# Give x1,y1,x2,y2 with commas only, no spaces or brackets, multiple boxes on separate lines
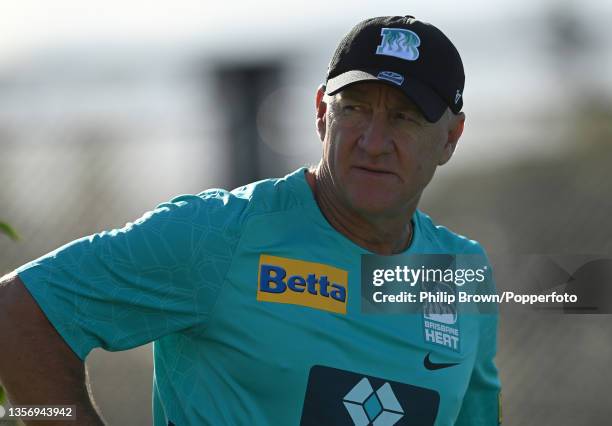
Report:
3,0,608,65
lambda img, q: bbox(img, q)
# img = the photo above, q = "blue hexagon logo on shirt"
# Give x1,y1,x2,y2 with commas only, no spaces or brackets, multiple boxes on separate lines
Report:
342,378,404,426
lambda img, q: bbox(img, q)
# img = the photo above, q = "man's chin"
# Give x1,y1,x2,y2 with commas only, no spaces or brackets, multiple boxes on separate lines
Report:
347,194,404,217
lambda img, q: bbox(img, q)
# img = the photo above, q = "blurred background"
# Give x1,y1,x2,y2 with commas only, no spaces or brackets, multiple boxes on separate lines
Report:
1,0,611,425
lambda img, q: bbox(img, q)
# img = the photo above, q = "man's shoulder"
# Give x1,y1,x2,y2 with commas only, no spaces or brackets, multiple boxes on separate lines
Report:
162,168,306,229
227,168,306,214
415,210,486,255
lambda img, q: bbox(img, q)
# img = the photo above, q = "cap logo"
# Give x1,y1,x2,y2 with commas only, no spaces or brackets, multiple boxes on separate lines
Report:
455,90,462,104
376,28,420,61
377,71,404,86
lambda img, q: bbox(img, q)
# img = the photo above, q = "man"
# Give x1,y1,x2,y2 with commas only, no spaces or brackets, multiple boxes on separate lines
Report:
0,15,501,425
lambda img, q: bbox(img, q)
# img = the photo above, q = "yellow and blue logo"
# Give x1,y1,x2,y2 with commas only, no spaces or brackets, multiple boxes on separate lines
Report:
257,255,348,314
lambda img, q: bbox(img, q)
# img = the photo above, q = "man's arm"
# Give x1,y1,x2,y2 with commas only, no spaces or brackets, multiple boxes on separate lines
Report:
0,272,105,425
1,193,237,425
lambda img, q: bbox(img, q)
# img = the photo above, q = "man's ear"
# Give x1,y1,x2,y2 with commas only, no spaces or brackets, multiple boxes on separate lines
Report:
315,84,327,142
439,111,465,166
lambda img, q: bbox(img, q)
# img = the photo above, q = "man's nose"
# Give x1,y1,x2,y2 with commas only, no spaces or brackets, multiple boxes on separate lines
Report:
357,112,393,156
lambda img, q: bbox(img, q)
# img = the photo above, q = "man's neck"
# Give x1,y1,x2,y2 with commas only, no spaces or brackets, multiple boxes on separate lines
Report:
305,169,415,255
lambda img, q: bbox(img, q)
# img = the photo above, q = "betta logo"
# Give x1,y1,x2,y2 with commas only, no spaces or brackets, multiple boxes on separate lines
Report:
257,255,348,314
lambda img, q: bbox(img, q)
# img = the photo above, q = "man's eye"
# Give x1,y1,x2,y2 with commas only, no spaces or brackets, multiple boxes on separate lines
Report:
342,105,362,112
393,111,420,123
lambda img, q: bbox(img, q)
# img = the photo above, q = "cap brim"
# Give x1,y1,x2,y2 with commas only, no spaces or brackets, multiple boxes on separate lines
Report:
325,70,447,123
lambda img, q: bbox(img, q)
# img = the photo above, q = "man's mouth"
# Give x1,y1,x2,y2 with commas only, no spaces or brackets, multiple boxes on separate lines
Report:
352,166,396,176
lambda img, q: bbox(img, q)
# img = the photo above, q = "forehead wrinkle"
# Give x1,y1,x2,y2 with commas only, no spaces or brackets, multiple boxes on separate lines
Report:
337,84,420,112
335,87,369,103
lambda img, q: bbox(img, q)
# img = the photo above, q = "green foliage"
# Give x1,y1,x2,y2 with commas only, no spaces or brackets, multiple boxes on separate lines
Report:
0,221,18,404
0,221,19,241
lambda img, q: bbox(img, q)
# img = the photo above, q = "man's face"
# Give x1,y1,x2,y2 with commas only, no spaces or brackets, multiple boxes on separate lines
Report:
315,81,464,217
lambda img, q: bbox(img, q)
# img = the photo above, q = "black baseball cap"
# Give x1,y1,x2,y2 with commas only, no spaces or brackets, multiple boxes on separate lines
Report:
325,15,464,123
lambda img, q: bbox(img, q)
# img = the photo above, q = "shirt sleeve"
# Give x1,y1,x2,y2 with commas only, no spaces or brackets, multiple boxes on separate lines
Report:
454,251,502,425
15,190,242,361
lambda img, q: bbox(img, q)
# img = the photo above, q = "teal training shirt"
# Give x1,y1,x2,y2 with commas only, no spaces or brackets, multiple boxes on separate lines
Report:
16,167,501,426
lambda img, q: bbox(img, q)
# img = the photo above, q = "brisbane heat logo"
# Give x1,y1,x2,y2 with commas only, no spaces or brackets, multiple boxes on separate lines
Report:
376,28,421,61
257,255,348,314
